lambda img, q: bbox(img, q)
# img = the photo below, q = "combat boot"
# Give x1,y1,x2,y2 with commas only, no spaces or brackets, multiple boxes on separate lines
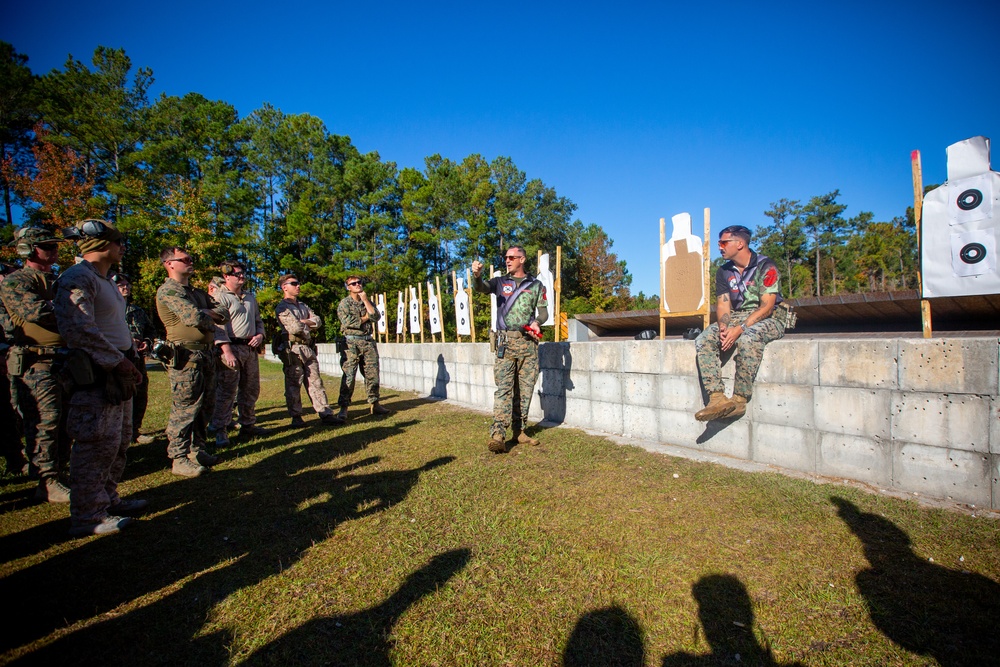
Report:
36,477,71,503
695,392,736,421
172,457,207,477
215,429,230,448
136,434,156,445
727,395,748,419
190,450,219,467
370,402,390,415
488,434,507,454
69,515,133,537
239,424,272,437
320,413,343,426
335,406,349,421
516,431,540,446
289,415,307,428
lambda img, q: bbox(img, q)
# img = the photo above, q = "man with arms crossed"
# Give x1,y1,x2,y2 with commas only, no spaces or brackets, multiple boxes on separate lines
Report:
211,260,269,447
156,247,228,476
694,225,788,421
472,247,547,454
336,275,389,419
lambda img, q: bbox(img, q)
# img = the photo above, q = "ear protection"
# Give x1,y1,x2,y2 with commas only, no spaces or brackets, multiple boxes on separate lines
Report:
220,262,244,276
14,227,58,258
61,219,116,240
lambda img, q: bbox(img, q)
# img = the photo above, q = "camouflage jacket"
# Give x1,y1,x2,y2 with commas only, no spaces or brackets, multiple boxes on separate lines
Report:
156,277,228,345
276,299,321,344
0,265,63,347
337,296,379,337
125,303,157,343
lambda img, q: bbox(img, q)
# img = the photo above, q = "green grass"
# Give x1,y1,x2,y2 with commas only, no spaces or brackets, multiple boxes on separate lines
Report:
1,360,998,666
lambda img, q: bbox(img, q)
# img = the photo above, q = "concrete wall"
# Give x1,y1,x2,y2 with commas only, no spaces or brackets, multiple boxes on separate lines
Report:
293,337,1000,509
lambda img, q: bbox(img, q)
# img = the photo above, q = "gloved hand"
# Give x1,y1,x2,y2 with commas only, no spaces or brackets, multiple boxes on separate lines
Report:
106,358,142,404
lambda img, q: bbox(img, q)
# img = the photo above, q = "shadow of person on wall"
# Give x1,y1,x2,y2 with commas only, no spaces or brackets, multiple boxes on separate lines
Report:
432,353,450,399
662,574,804,667
241,548,472,667
563,605,645,667
539,342,573,426
832,497,1000,667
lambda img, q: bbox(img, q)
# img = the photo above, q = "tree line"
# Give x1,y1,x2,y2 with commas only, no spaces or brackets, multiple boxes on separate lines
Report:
1,42,920,339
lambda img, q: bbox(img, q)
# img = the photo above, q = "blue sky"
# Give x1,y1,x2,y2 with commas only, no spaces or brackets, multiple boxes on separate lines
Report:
5,0,998,295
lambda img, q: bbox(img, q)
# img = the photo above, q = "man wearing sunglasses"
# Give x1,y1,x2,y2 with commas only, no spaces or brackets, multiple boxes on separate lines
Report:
472,247,547,454
55,218,146,535
275,274,342,427
335,276,388,419
0,226,70,502
694,225,788,421
156,246,229,477
210,260,269,447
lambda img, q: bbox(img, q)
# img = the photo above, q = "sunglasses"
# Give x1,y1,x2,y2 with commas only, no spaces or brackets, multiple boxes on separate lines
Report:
229,272,246,279
168,256,194,265
35,243,59,251
347,280,362,286
284,281,301,287
504,255,524,261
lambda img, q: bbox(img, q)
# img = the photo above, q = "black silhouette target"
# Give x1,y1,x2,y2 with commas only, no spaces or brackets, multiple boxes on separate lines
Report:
957,189,984,211
959,242,987,264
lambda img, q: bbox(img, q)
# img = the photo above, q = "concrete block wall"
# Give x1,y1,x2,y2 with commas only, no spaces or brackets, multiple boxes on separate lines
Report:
290,337,1000,509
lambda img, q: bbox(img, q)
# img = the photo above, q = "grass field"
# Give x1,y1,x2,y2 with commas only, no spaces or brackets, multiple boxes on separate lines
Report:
1,359,998,666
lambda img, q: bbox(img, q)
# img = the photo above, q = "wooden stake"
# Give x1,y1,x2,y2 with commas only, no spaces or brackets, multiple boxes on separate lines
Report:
555,245,562,342
912,150,932,338
659,217,666,339
703,207,711,330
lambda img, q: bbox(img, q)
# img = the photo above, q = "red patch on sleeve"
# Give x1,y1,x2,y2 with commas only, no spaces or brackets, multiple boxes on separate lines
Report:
763,266,778,288
542,287,547,300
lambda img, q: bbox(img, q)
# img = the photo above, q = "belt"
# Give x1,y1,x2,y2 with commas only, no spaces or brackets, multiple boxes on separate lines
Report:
177,342,211,352
503,330,524,339
16,345,61,358
345,335,373,341
229,337,251,345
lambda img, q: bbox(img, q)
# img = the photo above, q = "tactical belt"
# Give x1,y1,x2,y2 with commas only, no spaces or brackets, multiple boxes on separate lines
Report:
345,335,373,341
229,337,251,345
16,345,61,359
176,342,211,352
289,335,310,345
503,330,525,339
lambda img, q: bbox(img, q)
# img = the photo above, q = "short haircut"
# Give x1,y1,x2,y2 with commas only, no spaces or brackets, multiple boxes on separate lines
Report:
507,245,527,258
719,226,752,244
345,274,362,284
278,273,299,287
160,246,189,263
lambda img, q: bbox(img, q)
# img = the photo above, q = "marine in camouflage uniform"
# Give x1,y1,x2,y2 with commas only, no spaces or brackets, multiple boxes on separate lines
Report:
472,247,548,453
694,225,787,421
275,274,341,426
0,227,70,501
113,273,157,442
336,276,387,417
55,219,146,536
156,247,229,476
0,263,27,474
211,261,269,444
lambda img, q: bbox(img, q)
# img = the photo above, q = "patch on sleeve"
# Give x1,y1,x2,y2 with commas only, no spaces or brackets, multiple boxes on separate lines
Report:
763,266,778,288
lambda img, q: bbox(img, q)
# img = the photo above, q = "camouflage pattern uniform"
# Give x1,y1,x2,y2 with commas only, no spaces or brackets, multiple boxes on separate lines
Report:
0,265,68,481
212,286,265,431
336,296,381,406
695,251,785,400
156,277,228,461
125,301,156,441
276,298,335,419
54,260,137,529
0,292,26,473
472,272,547,440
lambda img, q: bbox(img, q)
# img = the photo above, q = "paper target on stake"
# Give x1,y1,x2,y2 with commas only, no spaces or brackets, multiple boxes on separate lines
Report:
536,253,555,326
376,294,387,334
947,173,993,226
408,287,421,333
427,282,441,334
454,277,471,335
396,292,405,334
950,229,995,277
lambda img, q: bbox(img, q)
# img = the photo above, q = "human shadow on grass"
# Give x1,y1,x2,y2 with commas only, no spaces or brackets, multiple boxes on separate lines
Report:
563,605,645,667
2,424,454,664
832,496,1000,667
661,574,804,667
240,548,471,667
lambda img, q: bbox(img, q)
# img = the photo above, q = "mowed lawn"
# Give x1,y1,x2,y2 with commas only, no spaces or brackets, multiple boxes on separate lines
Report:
1,359,998,666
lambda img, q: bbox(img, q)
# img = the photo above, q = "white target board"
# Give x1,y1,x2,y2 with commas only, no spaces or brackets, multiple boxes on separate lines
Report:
660,212,705,312
408,286,421,333
376,294,387,334
536,253,555,326
922,136,1000,298
454,277,472,336
395,291,405,334
489,269,501,332
427,281,442,334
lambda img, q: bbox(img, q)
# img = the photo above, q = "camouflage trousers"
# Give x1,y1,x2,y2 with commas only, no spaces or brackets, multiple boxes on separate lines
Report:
338,339,380,406
695,313,785,399
212,344,261,429
166,349,216,459
131,356,149,441
10,359,68,479
282,344,333,418
66,386,131,527
491,334,539,438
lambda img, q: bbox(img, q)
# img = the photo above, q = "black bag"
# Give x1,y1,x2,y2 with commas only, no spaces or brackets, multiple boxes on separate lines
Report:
271,330,289,357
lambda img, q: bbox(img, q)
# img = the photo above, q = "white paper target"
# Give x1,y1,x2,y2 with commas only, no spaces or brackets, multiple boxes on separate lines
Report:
489,269,500,332
375,294,387,334
536,253,555,326
454,277,471,336
922,135,1000,298
427,282,442,334
396,292,405,334
408,286,421,333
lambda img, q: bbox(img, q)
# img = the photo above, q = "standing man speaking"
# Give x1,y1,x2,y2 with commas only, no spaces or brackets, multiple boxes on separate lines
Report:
472,247,547,454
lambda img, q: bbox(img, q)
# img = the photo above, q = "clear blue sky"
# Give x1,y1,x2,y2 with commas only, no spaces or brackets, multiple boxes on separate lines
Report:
5,0,998,295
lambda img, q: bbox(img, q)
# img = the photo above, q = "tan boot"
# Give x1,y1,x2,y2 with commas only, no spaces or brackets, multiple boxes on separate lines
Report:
370,402,390,415
727,395,748,419
695,392,736,421
516,431,540,446
488,434,507,454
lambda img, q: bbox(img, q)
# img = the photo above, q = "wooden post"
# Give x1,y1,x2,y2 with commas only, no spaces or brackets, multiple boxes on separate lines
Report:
703,207,711,330
554,245,562,342
659,217,666,339
466,268,476,343
912,150,932,338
